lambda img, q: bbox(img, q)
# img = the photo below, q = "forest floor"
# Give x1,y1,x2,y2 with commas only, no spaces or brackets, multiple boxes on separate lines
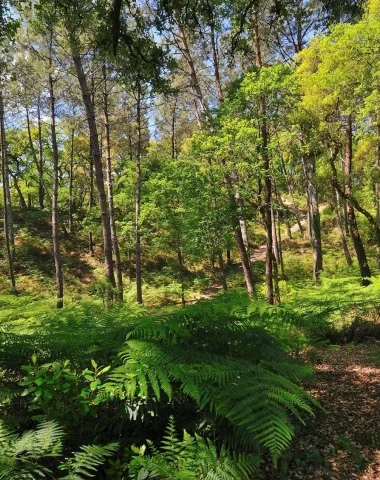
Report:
282,344,380,480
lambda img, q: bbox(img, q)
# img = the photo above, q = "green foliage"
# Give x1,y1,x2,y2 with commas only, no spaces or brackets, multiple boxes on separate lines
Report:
101,296,317,463
0,418,118,479
128,417,260,479
19,359,110,420
0,419,63,479
59,442,119,479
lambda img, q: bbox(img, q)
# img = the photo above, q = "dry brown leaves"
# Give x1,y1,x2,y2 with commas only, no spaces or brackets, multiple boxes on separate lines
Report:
282,345,380,480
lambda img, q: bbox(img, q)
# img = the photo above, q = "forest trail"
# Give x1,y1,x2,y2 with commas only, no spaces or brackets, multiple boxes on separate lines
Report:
285,346,380,480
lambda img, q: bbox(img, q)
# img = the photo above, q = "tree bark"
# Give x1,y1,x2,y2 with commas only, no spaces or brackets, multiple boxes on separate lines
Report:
226,246,231,265
49,62,63,309
302,152,323,281
177,247,186,306
210,20,224,104
344,115,371,285
37,100,45,209
176,11,252,298
235,227,255,299
70,46,116,293
334,187,352,267
88,137,95,256
175,12,208,119
103,65,123,301
11,174,27,211
68,128,74,234
26,104,45,209
376,123,380,266
218,250,228,292
0,89,16,294
135,81,143,305
254,9,275,304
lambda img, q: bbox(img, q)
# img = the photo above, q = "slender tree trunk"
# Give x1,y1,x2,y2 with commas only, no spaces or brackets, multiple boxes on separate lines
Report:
281,157,304,235
254,9,275,304
302,152,323,281
177,247,186,306
218,250,228,292
103,65,123,301
343,199,349,234
334,188,352,267
26,104,45,209
271,202,280,265
49,64,63,309
226,246,231,266
306,204,312,240
235,189,249,255
88,138,95,256
277,210,285,276
37,100,45,209
0,89,16,294
376,123,380,266
210,20,223,104
235,227,255,299
135,82,143,304
272,180,285,277
289,185,304,235
70,46,116,292
128,249,133,282
68,128,74,234
344,115,371,285
11,174,27,211
175,12,208,119
177,11,252,297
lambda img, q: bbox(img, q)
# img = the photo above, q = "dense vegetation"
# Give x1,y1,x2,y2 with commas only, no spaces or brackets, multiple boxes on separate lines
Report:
1,0,380,478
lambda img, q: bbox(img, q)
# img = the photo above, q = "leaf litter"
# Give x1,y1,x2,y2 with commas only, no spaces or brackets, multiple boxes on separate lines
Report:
283,345,380,480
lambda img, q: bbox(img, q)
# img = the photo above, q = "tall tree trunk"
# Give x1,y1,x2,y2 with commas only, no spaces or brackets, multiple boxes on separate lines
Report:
49,63,63,309
334,188,352,267
70,46,116,292
210,20,224,103
235,227,255,299
0,89,16,294
344,115,371,285
277,210,285,277
26,104,45,209
103,65,123,301
376,123,380,266
177,11,252,297
11,174,27,211
226,246,231,266
272,180,285,277
175,12,208,119
177,247,186,306
135,82,143,305
302,152,323,281
281,157,304,235
271,202,280,265
218,250,228,292
254,9,275,304
128,249,133,282
37,100,45,209
68,128,74,234
88,138,95,256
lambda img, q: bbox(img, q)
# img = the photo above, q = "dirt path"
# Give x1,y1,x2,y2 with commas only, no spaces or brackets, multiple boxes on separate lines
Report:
284,346,380,479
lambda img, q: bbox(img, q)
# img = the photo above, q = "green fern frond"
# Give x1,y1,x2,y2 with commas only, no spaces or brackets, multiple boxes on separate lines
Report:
128,418,259,480
59,442,119,479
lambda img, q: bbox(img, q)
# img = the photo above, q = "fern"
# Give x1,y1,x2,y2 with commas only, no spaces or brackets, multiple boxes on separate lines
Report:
0,420,64,479
101,297,319,463
128,417,259,479
0,420,118,479
59,442,119,479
